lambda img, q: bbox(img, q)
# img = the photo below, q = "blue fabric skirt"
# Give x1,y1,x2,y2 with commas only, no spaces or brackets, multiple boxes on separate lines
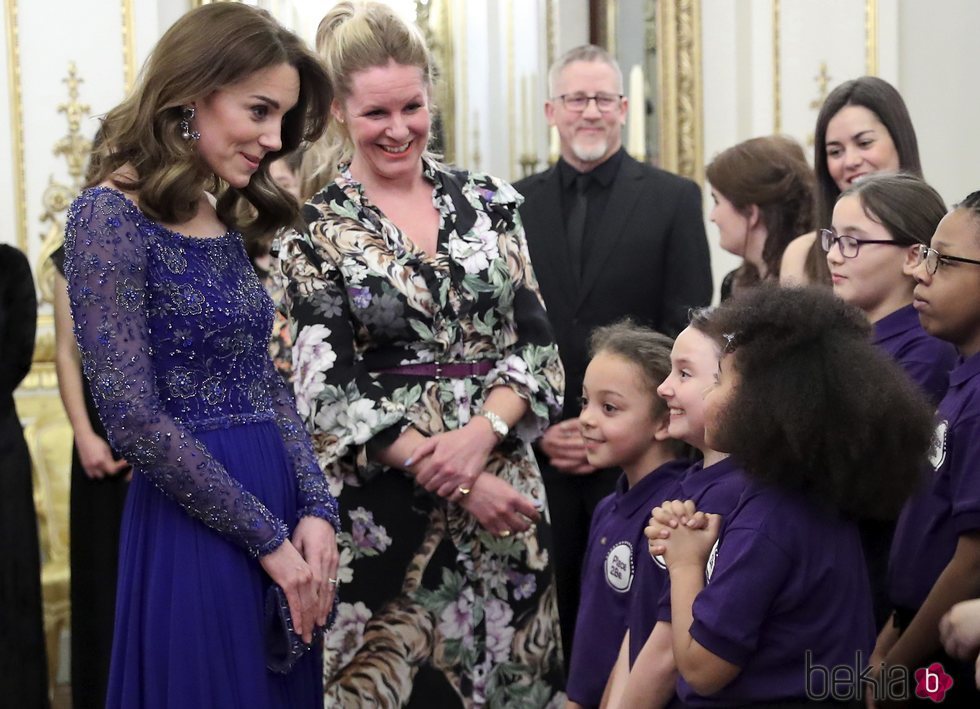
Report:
105,420,322,709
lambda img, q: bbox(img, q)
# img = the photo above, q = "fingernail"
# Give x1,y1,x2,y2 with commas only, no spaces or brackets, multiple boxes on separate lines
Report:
404,457,414,467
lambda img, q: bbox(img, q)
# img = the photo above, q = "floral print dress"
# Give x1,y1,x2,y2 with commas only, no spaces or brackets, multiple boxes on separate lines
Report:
279,158,566,707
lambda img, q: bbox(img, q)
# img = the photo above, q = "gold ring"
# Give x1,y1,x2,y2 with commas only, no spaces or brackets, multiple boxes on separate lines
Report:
457,486,471,496
327,578,338,585
499,530,511,538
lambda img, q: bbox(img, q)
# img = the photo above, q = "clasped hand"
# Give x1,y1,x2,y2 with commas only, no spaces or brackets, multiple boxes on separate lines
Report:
407,421,541,537
539,419,596,475
408,418,499,500
259,517,339,645
644,500,721,570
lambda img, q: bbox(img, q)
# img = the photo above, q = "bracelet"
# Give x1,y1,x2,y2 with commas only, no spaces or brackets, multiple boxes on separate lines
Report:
479,409,509,441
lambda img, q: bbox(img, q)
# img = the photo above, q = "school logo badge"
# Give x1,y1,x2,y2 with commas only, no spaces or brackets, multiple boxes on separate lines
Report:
605,542,634,592
705,540,720,582
928,420,948,470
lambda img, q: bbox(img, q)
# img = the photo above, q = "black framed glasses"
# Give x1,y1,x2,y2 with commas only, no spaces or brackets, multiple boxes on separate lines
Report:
553,92,624,113
912,244,980,275
819,229,903,258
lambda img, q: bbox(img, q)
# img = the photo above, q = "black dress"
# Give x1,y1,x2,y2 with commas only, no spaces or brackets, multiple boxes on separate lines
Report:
0,243,48,708
52,246,130,709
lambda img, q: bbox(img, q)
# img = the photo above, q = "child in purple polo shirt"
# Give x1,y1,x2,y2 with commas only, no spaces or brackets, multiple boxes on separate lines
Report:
565,321,689,709
605,313,749,708
824,173,957,633
825,173,956,404
878,191,980,704
650,284,933,707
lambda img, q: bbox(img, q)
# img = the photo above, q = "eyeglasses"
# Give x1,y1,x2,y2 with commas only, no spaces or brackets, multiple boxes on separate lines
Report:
553,92,624,113
912,244,980,275
819,229,904,258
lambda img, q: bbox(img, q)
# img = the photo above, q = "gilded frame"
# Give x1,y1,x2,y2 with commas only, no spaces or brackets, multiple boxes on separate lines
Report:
595,0,703,184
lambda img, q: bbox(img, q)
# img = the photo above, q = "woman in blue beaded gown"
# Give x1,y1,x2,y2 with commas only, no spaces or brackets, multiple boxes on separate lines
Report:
62,5,339,707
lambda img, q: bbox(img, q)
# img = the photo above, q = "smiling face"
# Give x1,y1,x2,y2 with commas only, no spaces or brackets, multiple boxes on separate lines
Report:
193,62,300,189
827,194,916,322
824,105,901,192
339,60,430,185
656,326,721,455
546,60,625,172
579,351,669,479
912,209,980,356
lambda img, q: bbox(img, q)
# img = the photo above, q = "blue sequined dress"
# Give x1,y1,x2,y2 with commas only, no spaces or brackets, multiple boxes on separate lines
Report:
64,187,339,708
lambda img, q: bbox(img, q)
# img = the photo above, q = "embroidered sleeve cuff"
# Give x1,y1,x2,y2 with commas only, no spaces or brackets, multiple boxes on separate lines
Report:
252,519,290,558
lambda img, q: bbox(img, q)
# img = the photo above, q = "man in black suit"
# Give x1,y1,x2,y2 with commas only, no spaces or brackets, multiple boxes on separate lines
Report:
514,44,712,669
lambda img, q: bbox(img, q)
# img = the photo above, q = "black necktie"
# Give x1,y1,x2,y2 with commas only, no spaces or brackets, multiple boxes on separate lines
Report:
567,173,588,279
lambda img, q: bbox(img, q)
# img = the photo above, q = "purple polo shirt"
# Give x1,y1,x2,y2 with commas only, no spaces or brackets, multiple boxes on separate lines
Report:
889,351,980,612
874,304,956,404
565,459,686,707
650,457,749,633
678,482,875,706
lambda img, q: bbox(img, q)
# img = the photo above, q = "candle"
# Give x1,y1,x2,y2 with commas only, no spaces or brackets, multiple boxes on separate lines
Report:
628,64,644,160
550,126,560,164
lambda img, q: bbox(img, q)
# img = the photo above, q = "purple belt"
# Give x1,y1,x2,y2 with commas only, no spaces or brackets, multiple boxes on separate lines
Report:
374,360,494,379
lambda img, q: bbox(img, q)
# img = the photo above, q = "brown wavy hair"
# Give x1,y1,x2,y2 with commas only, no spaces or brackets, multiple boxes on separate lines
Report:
86,3,330,238
706,135,814,287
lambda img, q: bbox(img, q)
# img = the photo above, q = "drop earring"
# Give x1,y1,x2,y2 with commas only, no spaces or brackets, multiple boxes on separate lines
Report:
180,106,200,141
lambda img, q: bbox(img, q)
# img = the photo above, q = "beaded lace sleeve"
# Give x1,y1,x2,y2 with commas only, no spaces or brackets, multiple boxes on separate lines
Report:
64,192,289,557
262,355,340,530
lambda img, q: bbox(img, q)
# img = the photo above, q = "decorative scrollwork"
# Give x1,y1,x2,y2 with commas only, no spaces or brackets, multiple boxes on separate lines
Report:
35,62,92,305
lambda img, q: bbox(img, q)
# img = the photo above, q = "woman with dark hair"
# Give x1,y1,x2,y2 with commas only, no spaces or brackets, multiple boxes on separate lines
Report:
647,283,934,706
63,4,338,706
705,135,814,299
781,76,923,285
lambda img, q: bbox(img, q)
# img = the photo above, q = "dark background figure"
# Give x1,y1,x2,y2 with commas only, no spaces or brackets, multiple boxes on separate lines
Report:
0,243,49,708
52,246,130,709
515,44,712,669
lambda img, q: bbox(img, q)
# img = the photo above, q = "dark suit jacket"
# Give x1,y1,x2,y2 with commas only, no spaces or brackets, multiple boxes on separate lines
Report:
515,154,712,420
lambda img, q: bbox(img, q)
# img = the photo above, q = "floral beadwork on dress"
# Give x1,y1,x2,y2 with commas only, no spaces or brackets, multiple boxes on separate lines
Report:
64,187,339,557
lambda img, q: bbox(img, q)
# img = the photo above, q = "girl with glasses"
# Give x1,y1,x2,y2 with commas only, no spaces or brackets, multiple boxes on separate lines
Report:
824,173,957,647
876,191,980,705
825,173,956,406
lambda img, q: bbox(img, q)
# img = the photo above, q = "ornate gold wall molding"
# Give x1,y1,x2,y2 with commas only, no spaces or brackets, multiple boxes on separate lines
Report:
546,0,556,73
656,0,703,184
122,0,136,91
865,0,878,75
4,0,27,253
774,0,878,136
417,0,456,163
35,63,92,306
